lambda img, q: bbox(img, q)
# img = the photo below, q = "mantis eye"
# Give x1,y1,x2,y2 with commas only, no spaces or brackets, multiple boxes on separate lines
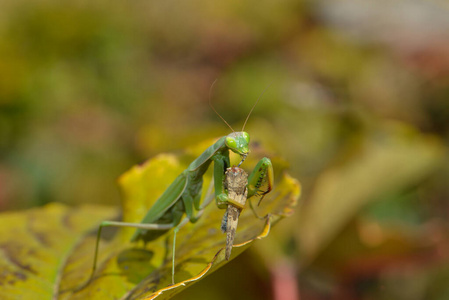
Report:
242,132,250,143
226,137,237,148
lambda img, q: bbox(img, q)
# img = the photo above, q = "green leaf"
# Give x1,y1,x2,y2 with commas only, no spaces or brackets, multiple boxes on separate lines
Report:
0,139,300,299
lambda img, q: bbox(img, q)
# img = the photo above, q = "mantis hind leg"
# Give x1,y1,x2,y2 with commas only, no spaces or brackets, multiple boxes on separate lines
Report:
247,157,273,218
171,226,180,285
76,220,176,291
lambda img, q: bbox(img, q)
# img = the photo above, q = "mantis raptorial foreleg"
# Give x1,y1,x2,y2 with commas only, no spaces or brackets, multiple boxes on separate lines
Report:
247,157,274,219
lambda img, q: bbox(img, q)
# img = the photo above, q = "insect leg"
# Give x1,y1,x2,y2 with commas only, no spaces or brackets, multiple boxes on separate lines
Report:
80,221,175,291
171,226,180,285
214,155,246,209
247,157,273,218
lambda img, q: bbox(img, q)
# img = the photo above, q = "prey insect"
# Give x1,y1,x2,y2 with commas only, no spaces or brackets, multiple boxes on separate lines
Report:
221,166,248,261
88,83,274,286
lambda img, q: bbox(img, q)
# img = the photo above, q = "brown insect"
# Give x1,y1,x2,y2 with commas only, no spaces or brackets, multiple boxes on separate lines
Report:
221,166,249,260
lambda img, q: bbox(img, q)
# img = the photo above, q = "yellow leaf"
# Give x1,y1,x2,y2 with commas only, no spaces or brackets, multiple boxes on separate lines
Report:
0,203,116,300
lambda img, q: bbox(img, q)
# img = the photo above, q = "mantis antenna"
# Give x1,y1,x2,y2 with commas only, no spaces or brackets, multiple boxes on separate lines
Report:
242,83,272,131
209,79,235,133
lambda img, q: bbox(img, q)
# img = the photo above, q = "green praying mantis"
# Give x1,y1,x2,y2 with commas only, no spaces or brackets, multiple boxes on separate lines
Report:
89,85,274,286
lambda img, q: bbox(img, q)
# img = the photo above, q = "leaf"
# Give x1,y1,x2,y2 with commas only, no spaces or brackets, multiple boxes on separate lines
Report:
65,140,300,299
0,139,300,299
0,203,117,300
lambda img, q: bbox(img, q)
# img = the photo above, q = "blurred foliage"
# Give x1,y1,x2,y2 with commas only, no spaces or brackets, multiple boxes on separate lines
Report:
1,0,449,299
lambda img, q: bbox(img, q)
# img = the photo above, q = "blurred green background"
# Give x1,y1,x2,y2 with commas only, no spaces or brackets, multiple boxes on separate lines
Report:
1,0,449,299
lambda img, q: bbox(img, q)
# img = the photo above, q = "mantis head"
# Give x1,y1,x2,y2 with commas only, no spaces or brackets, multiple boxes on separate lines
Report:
225,132,250,158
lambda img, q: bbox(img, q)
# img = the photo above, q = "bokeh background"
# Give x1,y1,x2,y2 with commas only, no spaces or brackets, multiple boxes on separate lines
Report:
1,0,449,299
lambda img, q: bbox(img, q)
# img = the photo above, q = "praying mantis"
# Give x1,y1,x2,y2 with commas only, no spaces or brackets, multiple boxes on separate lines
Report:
89,86,274,286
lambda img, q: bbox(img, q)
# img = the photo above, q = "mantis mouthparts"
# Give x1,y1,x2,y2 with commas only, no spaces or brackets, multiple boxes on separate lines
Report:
237,155,247,167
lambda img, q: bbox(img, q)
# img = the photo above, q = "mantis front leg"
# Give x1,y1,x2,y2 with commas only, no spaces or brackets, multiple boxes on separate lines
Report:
215,156,273,214
213,153,244,209
247,157,274,219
